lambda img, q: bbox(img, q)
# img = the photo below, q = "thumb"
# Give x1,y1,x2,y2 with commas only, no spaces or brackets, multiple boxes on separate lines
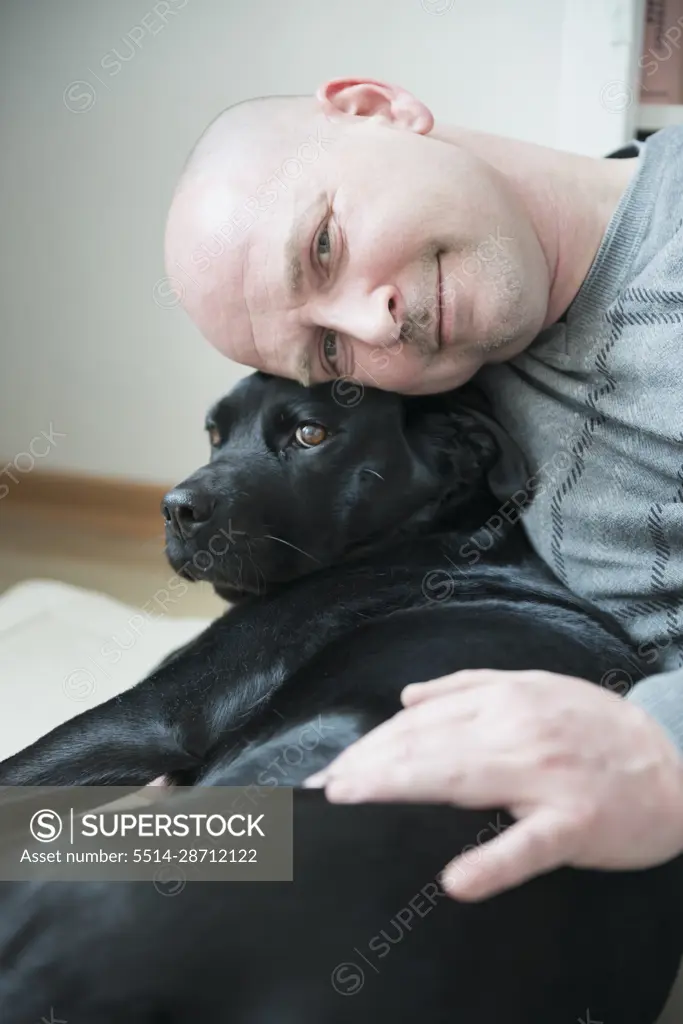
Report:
439,808,573,901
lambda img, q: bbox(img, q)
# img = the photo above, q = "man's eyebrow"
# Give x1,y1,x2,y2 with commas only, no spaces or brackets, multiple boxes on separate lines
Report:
295,349,313,388
285,246,303,297
283,193,328,386
284,192,326,299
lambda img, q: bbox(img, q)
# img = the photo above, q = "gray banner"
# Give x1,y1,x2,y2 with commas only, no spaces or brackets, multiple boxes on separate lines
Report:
0,785,292,882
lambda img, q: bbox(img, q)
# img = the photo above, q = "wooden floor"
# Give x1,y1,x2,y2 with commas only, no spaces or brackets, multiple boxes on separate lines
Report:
0,502,225,620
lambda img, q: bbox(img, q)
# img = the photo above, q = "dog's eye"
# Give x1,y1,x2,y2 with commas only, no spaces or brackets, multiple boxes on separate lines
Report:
207,426,221,447
294,423,327,448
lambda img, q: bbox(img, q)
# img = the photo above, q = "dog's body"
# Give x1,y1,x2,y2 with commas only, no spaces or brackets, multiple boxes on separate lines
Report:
0,374,681,1023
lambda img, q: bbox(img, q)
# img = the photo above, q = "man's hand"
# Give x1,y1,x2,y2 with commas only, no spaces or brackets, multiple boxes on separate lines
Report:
304,670,683,900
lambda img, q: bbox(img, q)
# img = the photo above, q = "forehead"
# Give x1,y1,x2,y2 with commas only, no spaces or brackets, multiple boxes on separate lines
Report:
169,109,356,372
179,181,329,380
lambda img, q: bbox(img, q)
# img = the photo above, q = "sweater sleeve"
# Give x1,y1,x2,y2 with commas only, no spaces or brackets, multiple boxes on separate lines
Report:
627,669,683,754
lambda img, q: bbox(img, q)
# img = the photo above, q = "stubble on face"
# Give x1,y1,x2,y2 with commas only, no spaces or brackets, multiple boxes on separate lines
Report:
392,247,442,359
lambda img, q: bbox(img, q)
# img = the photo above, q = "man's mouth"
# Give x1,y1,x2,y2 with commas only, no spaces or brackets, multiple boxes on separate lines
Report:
437,255,456,350
436,255,444,350
436,255,447,349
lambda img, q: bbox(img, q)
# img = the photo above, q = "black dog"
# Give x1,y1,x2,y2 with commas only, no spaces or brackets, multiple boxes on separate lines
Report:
0,373,681,1024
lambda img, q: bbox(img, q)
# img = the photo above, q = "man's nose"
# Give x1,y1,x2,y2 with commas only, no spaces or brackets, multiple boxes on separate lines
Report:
161,486,216,540
318,285,403,348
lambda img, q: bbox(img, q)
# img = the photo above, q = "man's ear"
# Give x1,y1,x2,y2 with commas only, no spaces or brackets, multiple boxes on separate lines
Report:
315,78,433,134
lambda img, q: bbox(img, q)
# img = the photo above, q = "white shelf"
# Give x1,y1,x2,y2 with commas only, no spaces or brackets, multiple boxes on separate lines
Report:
636,104,683,132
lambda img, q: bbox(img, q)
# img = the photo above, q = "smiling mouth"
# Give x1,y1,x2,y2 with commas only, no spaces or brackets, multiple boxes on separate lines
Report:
436,256,444,349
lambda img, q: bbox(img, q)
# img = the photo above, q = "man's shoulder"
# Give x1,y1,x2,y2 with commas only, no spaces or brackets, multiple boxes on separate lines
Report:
633,125,683,263
568,126,683,327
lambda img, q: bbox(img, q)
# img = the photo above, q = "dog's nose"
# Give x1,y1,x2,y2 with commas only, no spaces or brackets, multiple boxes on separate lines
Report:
161,487,215,540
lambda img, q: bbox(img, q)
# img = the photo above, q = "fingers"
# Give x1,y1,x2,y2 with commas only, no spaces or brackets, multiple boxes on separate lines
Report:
306,732,523,811
402,679,463,706
307,670,544,789
322,737,465,804
402,669,539,707
440,808,573,902
402,670,494,706
304,695,482,796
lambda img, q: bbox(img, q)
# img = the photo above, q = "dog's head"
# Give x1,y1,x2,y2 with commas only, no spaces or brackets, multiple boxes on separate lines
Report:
162,373,498,598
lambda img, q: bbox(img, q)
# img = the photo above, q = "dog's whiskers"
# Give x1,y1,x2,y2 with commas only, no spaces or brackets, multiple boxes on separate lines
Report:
363,469,385,482
245,540,267,596
235,553,244,591
262,535,321,563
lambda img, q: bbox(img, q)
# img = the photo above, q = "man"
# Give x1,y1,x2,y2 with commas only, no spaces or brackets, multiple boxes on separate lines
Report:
164,78,683,902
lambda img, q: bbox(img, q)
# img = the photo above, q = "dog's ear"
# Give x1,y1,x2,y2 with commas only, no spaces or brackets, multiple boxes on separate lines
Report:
455,383,531,507
450,383,505,478
404,383,531,504
403,385,499,482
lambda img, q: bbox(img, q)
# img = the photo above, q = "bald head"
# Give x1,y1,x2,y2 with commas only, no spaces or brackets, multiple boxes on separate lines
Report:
178,95,321,191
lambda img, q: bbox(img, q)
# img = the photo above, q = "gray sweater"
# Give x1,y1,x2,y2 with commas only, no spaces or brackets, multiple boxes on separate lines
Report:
479,125,683,752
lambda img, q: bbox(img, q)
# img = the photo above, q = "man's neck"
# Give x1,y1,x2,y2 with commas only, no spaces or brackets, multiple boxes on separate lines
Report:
430,123,639,327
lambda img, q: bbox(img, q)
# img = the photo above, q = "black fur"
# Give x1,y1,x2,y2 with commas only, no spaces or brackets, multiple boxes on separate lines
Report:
0,373,680,1024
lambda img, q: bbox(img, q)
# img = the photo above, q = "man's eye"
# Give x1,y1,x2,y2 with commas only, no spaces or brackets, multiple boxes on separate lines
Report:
320,330,340,375
323,331,338,365
317,227,332,265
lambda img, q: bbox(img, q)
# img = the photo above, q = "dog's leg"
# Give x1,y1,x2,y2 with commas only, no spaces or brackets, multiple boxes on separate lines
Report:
0,608,287,786
0,695,200,786
0,565,424,787
0,619,235,786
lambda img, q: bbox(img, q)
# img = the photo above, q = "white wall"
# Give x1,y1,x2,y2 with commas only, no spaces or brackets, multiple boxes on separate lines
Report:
1,0,577,483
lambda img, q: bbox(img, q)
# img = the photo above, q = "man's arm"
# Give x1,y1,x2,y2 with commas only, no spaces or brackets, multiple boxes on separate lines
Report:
627,668,683,753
